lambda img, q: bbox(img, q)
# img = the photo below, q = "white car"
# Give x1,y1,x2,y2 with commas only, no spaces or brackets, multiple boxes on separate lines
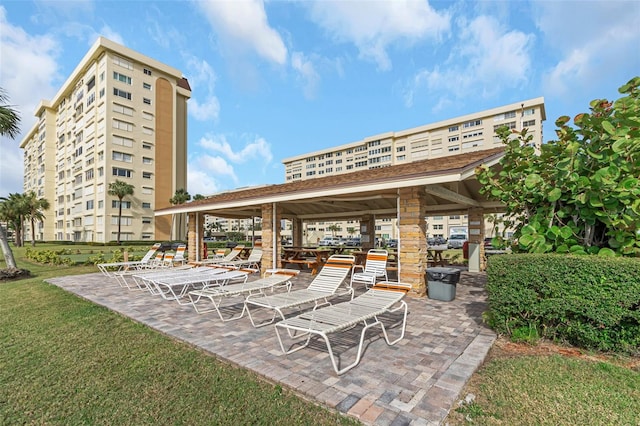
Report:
447,233,468,249
318,236,341,246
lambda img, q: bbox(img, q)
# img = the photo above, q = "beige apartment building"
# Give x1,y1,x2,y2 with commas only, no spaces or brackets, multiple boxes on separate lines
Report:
20,37,191,243
282,98,545,243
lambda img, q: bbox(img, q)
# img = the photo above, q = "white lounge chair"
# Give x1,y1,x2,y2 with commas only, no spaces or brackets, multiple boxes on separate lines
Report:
97,243,162,277
147,267,250,304
244,254,355,327
275,282,411,375
197,245,245,265
220,247,262,270
188,268,300,321
350,249,388,289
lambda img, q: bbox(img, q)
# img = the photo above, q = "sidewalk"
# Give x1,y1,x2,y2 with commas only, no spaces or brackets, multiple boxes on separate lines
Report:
48,270,495,425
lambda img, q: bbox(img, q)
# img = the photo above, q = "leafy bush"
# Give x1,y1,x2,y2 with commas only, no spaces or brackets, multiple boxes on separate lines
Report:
477,76,640,256
24,248,73,266
486,254,640,354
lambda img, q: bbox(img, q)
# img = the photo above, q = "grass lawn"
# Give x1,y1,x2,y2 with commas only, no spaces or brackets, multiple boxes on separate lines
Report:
2,243,639,425
1,244,358,425
445,338,640,425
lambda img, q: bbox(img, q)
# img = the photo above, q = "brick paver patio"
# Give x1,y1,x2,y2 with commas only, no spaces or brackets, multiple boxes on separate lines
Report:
47,268,495,425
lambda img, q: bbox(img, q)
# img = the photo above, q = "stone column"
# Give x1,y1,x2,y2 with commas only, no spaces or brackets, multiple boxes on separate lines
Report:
398,186,428,296
261,203,282,274
186,212,203,262
467,207,486,271
292,218,303,247
360,214,376,251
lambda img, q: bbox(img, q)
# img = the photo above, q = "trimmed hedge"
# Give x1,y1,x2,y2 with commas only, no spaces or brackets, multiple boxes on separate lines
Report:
486,254,640,354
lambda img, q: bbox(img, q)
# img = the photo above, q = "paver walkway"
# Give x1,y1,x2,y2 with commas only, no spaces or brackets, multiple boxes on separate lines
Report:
47,269,495,425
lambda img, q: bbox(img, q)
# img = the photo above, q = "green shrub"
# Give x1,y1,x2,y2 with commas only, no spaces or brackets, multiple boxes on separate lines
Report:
486,254,640,354
24,248,74,266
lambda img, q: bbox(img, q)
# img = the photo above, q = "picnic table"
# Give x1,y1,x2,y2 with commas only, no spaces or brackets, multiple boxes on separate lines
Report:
282,247,331,274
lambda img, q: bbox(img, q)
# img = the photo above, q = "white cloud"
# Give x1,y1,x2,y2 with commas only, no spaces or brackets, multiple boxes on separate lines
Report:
0,6,61,195
308,0,451,70
184,56,220,121
533,1,640,96
187,167,222,197
199,134,273,165
189,97,221,122
291,51,320,99
196,0,287,65
402,15,533,107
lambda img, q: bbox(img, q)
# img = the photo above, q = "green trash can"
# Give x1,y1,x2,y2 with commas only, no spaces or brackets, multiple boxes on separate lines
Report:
426,267,461,301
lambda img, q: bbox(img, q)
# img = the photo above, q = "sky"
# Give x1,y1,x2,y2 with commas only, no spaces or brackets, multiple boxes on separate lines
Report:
1,0,638,198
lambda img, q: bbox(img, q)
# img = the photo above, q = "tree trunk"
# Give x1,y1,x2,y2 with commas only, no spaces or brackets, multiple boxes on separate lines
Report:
31,218,36,247
0,225,17,269
117,201,123,244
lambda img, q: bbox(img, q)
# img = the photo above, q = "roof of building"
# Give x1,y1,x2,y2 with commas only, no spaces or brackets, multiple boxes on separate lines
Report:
156,147,506,220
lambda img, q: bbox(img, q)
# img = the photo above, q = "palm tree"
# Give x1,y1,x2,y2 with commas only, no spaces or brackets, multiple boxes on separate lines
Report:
0,193,27,247
169,188,191,240
0,88,21,268
108,180,134,244
23,191,50,246
193,194,205,201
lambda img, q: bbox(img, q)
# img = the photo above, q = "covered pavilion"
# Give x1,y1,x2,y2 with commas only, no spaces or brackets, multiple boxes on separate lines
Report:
155,148,506,297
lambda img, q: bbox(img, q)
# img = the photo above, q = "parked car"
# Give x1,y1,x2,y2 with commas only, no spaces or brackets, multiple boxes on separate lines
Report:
387,239,398,248
318,236,341,246
484,237,494,249
427,236,447,247
447,233,468,249
158,241,186,252
345,238,361,247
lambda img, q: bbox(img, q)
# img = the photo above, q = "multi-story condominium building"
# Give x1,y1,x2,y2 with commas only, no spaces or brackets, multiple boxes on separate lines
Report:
20,37,191,243
282,98,545,242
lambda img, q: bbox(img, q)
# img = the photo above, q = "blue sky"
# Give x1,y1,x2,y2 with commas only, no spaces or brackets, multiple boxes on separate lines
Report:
1,0,638,197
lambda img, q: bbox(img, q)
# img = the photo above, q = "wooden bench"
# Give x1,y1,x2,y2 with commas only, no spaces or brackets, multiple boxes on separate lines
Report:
282,258,319,274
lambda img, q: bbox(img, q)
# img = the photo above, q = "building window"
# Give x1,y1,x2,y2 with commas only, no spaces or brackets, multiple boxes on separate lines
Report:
142,202,151,209
113,71,132,85
143,98,151,105
143,68,152,76
462,119,482,128
112,200,131,209
142,171,152,179
113,135,134,147
113,103,134,116
113,88,132,100
142,143,152,150
112,119,133,132
142,217,152,224
142,157,152,164
112,151,133,162
86,200,94,210
143,82,152,90
112,167,133,178
523,119,536,127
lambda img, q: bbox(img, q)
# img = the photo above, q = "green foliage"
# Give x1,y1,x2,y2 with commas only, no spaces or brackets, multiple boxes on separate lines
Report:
486,254,640,354
24,248,73,266
477,76,640,256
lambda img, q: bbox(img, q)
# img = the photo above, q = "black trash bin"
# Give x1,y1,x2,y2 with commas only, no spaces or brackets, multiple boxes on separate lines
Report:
426,267,461,301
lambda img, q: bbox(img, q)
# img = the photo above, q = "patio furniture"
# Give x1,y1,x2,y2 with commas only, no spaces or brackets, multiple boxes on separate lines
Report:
220,247,262,270
97,243,162,277
244,254,355,327
350,249,389,289
188,268,300,321
143,267,249,303
275,281,411,375
196,245,245,265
